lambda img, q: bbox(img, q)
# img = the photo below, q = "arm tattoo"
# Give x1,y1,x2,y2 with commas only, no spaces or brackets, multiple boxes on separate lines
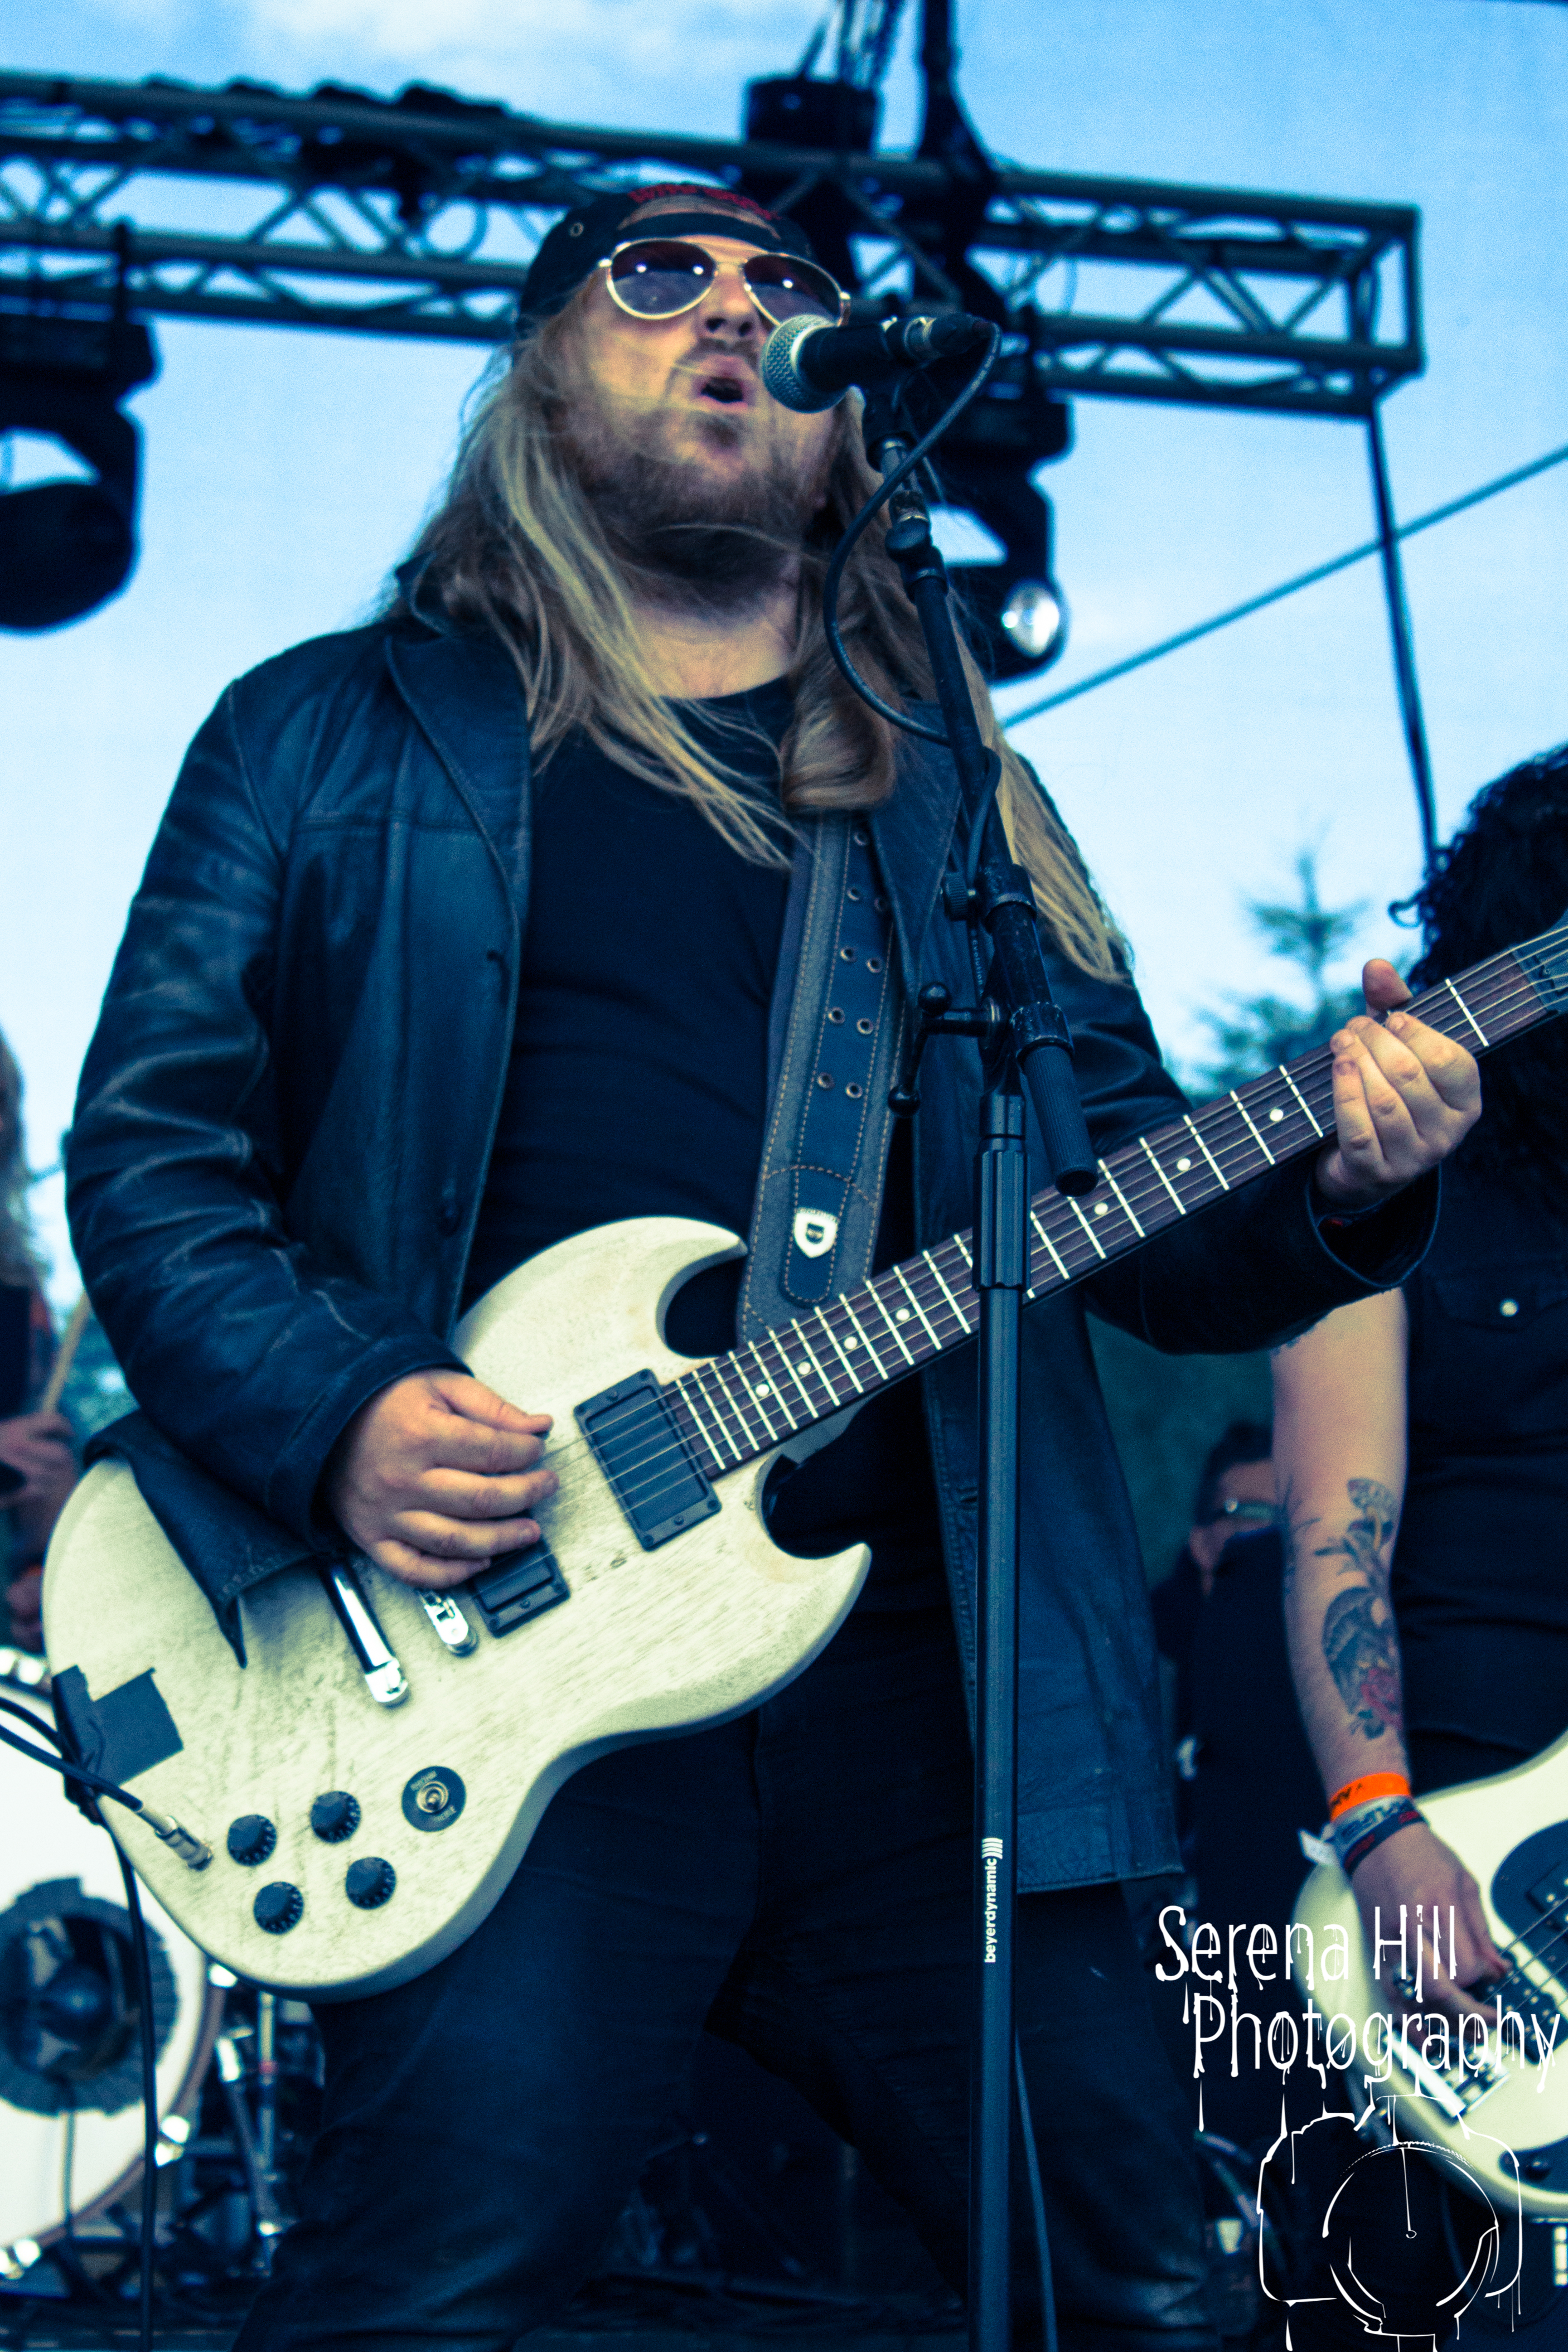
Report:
1314,1477,1402,1741
1279,1476,1311,1598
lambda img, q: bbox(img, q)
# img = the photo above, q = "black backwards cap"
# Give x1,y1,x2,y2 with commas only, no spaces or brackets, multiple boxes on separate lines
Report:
517,183,818,330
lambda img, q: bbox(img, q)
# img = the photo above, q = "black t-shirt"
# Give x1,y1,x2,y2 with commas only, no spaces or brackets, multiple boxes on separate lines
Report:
1395,1144,1568,1763
463,683,944,1609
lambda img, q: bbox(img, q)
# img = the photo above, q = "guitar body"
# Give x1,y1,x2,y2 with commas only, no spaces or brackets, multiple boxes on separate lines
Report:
1291,1738,1568,2217
41,1219,868,2000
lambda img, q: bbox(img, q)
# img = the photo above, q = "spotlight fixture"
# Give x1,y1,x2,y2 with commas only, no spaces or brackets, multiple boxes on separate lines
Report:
0,306,156,632
999,578,1066,669
927,352,1072,681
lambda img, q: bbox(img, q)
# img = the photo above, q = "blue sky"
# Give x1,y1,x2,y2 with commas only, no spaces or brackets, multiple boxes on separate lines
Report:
3,0,1567,1299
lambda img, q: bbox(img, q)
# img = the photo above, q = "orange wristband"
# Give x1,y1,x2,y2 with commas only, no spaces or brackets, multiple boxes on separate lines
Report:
1328,1770,1410,1821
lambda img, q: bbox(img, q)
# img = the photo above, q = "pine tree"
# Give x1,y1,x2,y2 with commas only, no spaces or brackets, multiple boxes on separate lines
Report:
1191,852,1371,1093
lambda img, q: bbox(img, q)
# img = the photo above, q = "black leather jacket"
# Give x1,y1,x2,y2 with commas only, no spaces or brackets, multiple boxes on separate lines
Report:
67,618,1433,1887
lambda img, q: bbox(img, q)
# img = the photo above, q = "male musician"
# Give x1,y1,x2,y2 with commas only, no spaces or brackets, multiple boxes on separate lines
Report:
64,185,1479,2352
1270,749,1568,2344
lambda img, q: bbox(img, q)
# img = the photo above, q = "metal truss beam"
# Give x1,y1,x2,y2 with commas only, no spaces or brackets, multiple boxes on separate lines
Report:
0,70,1422,417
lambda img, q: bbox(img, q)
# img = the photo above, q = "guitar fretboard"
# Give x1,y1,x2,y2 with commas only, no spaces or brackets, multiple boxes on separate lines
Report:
663,920,1568,1477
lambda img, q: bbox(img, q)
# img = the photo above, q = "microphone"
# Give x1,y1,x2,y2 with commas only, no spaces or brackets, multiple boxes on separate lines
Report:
758,312,991,414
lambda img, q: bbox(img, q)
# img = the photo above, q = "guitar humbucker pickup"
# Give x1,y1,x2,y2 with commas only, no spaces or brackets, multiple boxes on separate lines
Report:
465,1545,569,1638
575,1368,719,1550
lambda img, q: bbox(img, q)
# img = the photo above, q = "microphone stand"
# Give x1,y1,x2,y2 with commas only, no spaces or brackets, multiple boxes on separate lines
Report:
859,384,1097,2352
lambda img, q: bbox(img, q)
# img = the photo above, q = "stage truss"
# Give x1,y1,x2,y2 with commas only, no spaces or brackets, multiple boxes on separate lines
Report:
0,70,1420,420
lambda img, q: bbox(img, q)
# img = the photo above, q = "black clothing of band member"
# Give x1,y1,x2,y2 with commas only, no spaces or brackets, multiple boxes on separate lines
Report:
227,682,1212,2350
1396,1146,1568,1770
68,621,1438,2352
464,682,944,1608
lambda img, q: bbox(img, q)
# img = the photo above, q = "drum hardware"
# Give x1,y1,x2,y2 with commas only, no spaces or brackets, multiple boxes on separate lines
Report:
213,2008,290,2272
0,1671,219,2281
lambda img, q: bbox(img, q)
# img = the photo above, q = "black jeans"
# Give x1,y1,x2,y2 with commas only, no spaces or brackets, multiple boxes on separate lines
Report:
236,1604,1214,2352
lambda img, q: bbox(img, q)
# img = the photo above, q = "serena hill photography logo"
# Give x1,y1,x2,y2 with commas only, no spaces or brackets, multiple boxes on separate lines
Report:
1158,1901,1568,2341
1259,2116,1530,2345
1156,1906,1562,2095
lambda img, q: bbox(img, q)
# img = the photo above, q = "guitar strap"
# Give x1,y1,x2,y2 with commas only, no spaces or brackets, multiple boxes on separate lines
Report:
738,813,905,1343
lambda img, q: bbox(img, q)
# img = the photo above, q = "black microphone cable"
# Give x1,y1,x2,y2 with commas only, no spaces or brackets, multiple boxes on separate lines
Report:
0,1698,159,2352
801,322,1065,2352
819,320,1001,743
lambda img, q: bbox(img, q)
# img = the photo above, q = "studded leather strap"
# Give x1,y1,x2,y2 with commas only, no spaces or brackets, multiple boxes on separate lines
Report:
781,821,896,1300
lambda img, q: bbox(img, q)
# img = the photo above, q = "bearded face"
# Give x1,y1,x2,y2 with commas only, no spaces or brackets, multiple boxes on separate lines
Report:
561,371,838,612
553,231,842,617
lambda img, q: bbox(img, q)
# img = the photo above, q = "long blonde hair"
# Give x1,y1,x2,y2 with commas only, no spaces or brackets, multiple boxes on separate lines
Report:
394,293,1124,979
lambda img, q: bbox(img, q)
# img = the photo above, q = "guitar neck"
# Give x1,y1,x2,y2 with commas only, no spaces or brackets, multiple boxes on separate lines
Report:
667,918,1568,1477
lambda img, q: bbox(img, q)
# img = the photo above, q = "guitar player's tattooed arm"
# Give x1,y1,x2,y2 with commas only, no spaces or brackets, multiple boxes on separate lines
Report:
1272,1292,1505,2021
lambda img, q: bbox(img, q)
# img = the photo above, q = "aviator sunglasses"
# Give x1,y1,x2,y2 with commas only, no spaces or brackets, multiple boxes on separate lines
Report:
598,237,850,331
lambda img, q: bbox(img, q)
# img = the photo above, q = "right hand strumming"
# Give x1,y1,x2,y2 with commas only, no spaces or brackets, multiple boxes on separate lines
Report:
326,1370,556,1588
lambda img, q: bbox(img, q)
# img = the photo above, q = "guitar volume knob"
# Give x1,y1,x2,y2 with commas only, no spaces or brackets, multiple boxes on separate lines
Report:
227,1814,277,1867
254,1881,304,1934
310,1790,361,1843
345,1856,396,1910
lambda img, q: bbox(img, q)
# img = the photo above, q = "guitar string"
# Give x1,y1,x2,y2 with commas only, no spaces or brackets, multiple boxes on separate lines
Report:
1023,948,1545,1225
533,1009,1498,1517
451,946,1565,1530
500,953,1560,1520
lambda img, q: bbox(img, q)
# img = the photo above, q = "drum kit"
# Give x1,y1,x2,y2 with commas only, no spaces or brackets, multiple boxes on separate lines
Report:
0,1642,949,2336
0,1642,317,2317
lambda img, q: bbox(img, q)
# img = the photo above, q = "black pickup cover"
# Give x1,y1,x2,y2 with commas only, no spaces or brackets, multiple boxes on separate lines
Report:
575,1368,719,1550
466,1545,569,1638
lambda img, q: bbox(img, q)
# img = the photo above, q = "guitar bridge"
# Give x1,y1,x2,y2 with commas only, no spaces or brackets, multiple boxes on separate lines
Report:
575,1369,719,1549
466,1545,569,1638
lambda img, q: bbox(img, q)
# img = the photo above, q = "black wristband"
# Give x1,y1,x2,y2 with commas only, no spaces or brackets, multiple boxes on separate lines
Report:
1342,1796,1424,1876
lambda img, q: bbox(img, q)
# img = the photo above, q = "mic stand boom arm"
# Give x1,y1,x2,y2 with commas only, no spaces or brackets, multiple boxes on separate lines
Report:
852,383,1096,2352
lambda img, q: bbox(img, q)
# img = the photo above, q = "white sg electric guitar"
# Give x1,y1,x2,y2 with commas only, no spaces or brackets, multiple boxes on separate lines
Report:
42,919,1568,2000
1293,1739,1568,2219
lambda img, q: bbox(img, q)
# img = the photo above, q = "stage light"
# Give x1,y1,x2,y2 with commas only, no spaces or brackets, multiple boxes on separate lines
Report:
929,354,1072,681
0,308,156,632
1000,579,1066,667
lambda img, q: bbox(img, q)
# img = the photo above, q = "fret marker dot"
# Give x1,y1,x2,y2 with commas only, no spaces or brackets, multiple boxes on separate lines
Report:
753,1382,771,1397
895,1307,911,1322
1093,1202,1109,1217
844,1337,859,1349
1175,1156,1192,1173
1269,1107,1285,1123
796,1362,811,1376
1501,1299,1519,1318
